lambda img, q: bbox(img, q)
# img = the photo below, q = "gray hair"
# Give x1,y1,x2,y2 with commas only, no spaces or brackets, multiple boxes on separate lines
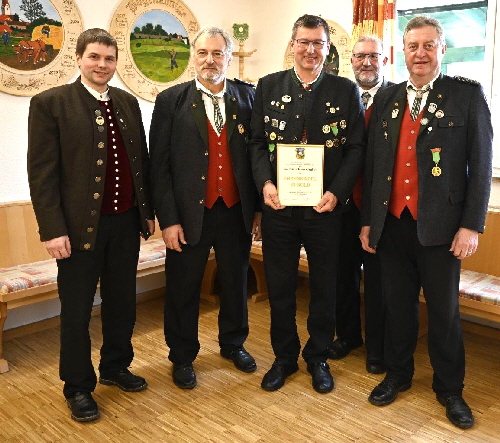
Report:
354,34,384,53
403,15,446,46
191,26,234,59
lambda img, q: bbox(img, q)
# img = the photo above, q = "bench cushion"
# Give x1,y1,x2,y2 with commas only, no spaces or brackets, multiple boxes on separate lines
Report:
0,239,166,295
459,270,500,306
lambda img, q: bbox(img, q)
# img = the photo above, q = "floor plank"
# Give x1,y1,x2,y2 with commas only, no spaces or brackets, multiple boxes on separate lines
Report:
1,287,500,442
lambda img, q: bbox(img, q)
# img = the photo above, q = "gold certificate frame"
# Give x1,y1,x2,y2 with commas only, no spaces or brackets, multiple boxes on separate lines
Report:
0,0,83,96
109,0,200,102
283,19,352,80
277,144,324,207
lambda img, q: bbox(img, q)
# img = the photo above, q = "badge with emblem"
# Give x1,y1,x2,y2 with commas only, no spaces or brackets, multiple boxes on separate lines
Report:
420,117,429,126
330,108,335,114
384,132,388,140
269,132,277,141
341,137,346,144
281,105,285,110
98,142,104,149
431,148,442,176
392,109,399,119
428,103,437,113
296,147,305,159
95,110,102,116
238,124,245,134
331,123,339,136
435,110,444,118
325,140,333,148
326,102,330,106
233,115,237,120
333,139,340,148
282,95,291,103
340,120,346,130
96,116,105,125
279,121,286,131
382,120,388,128
269,143,275,152
98,126,104,132
322,124,330,134
271,119,278,128
271,101,275,105
264,116,270,123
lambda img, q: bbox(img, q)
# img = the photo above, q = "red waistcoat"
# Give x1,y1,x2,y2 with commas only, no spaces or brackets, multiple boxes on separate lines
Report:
205,120,240,209
388,105,423,219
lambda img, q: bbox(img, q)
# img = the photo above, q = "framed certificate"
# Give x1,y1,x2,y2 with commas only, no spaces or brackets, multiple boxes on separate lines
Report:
277,144,324,206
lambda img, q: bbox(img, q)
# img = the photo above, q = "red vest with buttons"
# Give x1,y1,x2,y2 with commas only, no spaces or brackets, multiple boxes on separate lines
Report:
98,100,135,214
388,105,423,219
205,119,240,209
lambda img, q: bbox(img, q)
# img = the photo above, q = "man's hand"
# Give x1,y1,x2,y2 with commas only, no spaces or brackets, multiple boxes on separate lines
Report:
313,191,338,213
360,226,376,253
252,212,263,241
263,182,285,210
45,235,71,259
162,224,186,252
450,227,479,260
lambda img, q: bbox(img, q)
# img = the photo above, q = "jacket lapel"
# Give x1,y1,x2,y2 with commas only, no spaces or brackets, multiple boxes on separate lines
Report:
389,84,407,153
224,82,238,140
418,74,445,136
189,81,209,147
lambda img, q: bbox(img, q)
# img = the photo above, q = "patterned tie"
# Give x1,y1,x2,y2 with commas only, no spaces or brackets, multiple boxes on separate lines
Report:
409,85,429,121
361,91,371,110
202,91,224,133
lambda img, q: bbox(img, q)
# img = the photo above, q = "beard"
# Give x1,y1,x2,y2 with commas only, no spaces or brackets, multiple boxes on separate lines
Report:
355,69,380,89
198,67,224,84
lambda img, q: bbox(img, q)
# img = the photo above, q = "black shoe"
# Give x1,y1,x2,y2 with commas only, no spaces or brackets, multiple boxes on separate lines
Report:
220,346,257,373
99,369,148,392
172,363,197,389
307,361,334,393
261,361,299,391
328,339,363,360
366,358,386,374
368,378,412,406
436,394,474,429
66,392,100,423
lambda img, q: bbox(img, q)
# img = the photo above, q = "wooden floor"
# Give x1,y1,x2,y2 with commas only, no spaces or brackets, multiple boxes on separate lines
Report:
2,288,500,443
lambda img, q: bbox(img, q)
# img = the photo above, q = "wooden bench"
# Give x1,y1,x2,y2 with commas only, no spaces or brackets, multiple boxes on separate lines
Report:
0,201,269,373
0,199,171,374
248,209,500,330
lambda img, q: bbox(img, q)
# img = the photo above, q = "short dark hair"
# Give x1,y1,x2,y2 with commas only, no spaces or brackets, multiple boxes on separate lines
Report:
292,14,330,44
403,15,446,46
75,28,118,60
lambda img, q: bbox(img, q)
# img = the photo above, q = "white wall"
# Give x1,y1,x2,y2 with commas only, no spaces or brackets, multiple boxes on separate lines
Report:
0,0,353,204
1,0,352,329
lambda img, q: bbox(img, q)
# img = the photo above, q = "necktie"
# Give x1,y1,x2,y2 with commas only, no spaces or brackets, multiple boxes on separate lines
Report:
202,91,224,133
361,91,371,110
409,85,429,121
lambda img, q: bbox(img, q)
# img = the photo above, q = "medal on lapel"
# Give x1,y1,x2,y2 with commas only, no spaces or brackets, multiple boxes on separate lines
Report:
431,148,442,176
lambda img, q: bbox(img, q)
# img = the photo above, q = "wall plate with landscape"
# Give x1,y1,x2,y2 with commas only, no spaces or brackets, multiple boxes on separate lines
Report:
109,0,200,102
0,0,83,96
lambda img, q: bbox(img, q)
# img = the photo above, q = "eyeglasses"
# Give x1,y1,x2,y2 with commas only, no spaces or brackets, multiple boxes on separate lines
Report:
294,39,327,49
352,53,381,61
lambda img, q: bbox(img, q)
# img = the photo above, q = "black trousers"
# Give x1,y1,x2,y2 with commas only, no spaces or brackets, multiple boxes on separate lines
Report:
164,199,251,364
261,207,341,364
335,204,385,359
377,210,465,395
57,207,141,398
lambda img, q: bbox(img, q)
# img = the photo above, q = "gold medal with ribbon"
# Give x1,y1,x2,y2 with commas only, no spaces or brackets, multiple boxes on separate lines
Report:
431,148,442,176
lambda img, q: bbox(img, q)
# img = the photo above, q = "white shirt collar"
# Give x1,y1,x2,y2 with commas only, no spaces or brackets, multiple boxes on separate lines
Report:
81,81,110,101
195,77,226,97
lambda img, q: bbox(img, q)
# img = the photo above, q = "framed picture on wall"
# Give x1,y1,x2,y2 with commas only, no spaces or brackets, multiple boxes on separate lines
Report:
283,19,353,80
109,0,200,102
0,0,83,96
